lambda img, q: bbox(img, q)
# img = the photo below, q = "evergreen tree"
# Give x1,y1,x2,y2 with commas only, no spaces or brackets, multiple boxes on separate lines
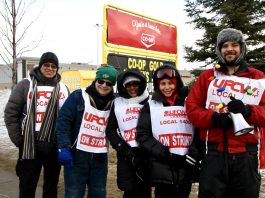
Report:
184,0,265,71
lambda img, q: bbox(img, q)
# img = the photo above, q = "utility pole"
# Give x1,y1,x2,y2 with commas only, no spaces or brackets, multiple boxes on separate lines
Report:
95,24,103,66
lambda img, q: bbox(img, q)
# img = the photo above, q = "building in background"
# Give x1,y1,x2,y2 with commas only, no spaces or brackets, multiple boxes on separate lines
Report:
0,57,194,90
0,57,97,89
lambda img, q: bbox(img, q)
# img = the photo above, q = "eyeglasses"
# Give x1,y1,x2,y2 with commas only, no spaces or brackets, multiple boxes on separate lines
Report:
42,63,57,70
125,81,140,88
156,69,176,79
97,79,113,87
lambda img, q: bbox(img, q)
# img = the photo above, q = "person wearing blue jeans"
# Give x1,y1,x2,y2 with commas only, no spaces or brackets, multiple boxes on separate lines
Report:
56,65,118,198
4,52,69,198
64,151,108,197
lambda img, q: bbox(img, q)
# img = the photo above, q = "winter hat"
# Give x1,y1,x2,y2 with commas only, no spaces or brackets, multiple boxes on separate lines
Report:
123,76,140,87
215,28,247,65
153,64,183,91
39,52,59,69
95,65,118,85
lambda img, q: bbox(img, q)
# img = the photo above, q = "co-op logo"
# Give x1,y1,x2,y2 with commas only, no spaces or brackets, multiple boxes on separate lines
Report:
141,33,155,48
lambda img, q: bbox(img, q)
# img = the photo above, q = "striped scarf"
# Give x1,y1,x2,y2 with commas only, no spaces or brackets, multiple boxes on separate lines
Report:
22,77,60,159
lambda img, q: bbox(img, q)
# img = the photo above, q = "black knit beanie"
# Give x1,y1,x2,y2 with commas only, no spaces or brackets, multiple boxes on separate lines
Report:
39,52,59,69
215,28,247,65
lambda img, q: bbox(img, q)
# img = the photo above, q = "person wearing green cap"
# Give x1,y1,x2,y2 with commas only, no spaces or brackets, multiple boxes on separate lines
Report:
56,65,118,198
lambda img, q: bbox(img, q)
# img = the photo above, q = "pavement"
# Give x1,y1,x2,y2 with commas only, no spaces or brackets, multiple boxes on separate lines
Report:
0,168,42,198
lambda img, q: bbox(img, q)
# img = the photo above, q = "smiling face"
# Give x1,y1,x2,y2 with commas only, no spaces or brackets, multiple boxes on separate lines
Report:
95,79,113,96
159,78,175,97
39,62,57,78
125,81,140,97
221,41,241,65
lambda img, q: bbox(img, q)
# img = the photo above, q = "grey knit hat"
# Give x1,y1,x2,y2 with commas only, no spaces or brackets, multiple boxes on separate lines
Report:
215,28,247,65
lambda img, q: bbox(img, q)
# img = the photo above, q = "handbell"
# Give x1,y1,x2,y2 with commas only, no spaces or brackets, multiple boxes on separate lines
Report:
230,112,254,136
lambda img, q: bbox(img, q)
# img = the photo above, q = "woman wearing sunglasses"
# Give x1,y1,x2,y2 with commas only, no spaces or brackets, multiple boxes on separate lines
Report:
106,68,151,198
136,64,198,198
56,65,118,198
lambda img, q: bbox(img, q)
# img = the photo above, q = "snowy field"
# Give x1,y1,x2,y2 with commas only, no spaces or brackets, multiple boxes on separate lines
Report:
0,89,17,159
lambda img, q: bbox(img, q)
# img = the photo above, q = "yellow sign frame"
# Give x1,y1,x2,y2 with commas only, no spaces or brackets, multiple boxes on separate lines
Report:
102,4,178,67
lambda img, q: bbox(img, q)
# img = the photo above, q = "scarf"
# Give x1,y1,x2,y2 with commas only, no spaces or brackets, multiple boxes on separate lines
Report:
22,77,60,159
123,89,149,104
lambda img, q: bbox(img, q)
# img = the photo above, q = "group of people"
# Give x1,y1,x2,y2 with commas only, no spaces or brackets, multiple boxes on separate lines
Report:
4,27,265,198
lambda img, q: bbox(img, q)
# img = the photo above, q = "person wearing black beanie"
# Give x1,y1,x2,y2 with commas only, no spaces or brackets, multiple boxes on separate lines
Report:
38,52,59,78
39,52,59,68
186,28,265,198
4,51,69,198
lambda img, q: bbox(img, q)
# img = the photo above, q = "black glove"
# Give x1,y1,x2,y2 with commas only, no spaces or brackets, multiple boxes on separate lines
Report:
185,154,201,183
227,96,251,117
212,112,233,129
169,153,186,167
186,154,197,166
160,146,186,167
115,141,132,157
116,141,140,166
131,154,142,168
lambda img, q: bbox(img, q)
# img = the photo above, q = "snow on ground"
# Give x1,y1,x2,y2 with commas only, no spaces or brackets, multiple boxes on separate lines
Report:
0,89,17,158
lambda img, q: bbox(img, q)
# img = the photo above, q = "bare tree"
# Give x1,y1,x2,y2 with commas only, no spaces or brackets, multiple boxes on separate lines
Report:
0,0,42,89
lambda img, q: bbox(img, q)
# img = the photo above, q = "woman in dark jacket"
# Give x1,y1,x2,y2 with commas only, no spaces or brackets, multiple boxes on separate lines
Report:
136,64,196,198
106,68,151,198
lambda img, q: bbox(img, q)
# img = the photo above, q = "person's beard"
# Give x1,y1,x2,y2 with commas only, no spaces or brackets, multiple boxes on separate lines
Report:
224,52,238,66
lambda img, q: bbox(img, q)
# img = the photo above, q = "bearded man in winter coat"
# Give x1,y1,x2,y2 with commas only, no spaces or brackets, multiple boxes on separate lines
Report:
186,28,265,198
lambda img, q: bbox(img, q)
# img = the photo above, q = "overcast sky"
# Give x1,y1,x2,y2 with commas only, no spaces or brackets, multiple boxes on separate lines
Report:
1,0,203,70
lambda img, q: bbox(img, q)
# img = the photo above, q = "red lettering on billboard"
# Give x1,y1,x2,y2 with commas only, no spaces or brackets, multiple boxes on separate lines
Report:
107,8,177,54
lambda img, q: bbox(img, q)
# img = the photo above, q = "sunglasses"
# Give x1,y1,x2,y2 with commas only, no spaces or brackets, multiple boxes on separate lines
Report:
125,81,140,88
97,79,113,87
156,69,176,79
42,63,57,70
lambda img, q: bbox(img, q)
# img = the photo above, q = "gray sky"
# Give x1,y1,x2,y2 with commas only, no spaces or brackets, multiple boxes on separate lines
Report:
2,0,203,70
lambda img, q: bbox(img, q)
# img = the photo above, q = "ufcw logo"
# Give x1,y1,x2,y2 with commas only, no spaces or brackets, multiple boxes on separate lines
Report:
84,112,108,126
213,79,258,95
29,91,66,100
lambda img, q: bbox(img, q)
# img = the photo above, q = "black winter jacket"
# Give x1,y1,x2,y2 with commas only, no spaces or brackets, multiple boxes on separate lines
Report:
136,65,192,186
105,69,150,191
4,67,63,147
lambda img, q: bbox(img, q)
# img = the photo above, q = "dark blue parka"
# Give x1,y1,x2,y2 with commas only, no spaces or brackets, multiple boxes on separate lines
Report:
56,81,114,149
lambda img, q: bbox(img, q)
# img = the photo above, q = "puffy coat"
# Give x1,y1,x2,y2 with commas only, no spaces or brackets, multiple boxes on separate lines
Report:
136,65,191,185
4,67,63,147
186,61,265,153
105,69,150,191
56,81,115,149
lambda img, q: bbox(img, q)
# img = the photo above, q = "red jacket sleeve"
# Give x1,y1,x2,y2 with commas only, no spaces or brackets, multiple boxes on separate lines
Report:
186,69,215,129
